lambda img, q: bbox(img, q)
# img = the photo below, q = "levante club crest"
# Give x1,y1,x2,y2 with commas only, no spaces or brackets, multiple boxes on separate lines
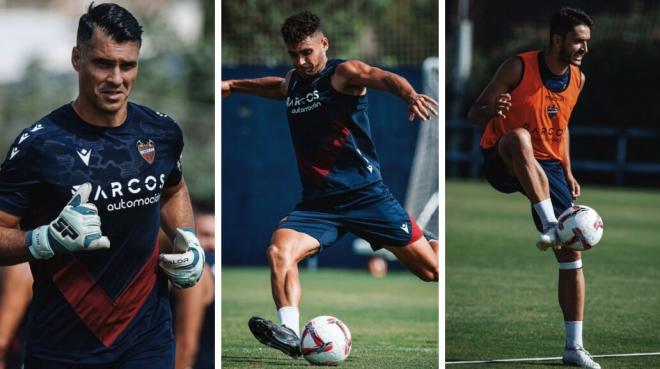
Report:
137,139,156,164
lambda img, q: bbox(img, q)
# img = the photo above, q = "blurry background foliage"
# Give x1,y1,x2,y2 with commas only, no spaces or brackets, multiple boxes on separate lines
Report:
0,0,214,204
222,0,439,67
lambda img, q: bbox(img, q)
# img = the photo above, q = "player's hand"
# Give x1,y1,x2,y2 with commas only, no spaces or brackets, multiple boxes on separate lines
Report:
566,173,581,199
407,94,439,122
493,93,512,119
159,228,205,289
25,183,111,260
221,81,232,98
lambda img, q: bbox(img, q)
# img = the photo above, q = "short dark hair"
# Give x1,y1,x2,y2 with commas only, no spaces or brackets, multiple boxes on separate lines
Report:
77,2,143,50
550,7,594,40
281,11,321,46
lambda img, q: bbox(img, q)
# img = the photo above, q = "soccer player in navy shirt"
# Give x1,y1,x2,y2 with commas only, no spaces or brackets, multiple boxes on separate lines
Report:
0,3,204,368
222,10,439,357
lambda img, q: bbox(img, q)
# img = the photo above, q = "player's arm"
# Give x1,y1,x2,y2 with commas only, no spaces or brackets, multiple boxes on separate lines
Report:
159,178,204,289
172,263,213,369
562,128,580,199
0,184,109,265
562,72,585,199
0,212,32,265
0,263,32,367
221,70,292,100
331,60,438,121
160,178,194,242
467,57,523,125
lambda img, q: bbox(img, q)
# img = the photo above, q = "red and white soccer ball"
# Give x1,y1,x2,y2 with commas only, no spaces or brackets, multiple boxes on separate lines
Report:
301,315,352,366
557,205,604,250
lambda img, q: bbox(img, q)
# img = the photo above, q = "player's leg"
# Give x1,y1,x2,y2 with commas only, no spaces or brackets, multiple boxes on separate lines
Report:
250,212,339,359
496,129,559,247
537,161,599,369
384,236,438,282
268,228,321,328
346,185,439,282
555,249,599,369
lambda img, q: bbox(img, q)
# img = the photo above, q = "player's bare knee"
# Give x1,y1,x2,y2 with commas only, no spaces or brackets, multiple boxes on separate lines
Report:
267,243,290,269
418,265,439,282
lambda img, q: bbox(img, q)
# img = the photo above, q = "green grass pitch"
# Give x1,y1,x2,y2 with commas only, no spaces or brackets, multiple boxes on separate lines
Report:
446,179,660,369
222,267,438,368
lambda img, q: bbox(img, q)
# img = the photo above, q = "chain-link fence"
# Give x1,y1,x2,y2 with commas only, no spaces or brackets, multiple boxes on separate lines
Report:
222,0,438,67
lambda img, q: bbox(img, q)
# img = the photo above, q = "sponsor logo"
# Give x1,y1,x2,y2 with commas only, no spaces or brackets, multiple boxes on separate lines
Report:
18,133,29,144
9,147,19,160
77,148,92,166
400,223,409,234
522,123,564,144
287,90,322,114
30,123,44,132
137,139,156,164
72,174,167,212
52,218,80,239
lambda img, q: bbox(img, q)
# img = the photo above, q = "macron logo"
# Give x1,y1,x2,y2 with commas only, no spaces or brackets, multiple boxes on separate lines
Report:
18,133,29,144
9,148,19,160
30,124,44,132
400,223,409,234
77,148,92,166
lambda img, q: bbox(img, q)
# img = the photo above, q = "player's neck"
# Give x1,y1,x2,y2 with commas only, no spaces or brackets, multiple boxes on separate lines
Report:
72,98,128,128
543,51,569,76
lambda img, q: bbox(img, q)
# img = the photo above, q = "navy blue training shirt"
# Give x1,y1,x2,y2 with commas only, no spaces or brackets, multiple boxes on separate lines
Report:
0,102,183,364
286,59,383,200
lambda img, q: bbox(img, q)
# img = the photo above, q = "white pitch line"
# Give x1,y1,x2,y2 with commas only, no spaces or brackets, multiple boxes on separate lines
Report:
446,352,660,365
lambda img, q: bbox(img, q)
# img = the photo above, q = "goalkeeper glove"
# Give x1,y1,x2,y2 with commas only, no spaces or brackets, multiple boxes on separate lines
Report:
25,183,111,260
159,227,205,289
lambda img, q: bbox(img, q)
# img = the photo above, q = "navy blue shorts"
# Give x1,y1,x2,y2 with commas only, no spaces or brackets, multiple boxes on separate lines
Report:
277,182,422,250
24,337,174,369
482,147,573,232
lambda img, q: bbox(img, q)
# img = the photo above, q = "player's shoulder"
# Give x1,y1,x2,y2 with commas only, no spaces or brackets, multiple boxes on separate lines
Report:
333,59,367,76
129,102,182,134
1,106,71,166
10,104,71,148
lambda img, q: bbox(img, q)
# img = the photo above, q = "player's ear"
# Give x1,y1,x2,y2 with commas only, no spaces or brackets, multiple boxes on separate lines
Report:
551,34,562,52
321,36,329,52
71,46,81,71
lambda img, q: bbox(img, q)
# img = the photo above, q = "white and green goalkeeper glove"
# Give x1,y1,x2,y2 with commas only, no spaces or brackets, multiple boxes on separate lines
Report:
159,227,205,289
25,183,111,260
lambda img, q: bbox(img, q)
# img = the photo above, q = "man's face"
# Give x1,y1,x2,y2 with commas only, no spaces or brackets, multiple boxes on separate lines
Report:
72,28,139,117
286,33,328,77
558,24,591,66
195,214,215,252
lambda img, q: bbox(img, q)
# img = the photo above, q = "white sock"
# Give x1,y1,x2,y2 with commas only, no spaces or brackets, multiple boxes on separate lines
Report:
277,306,300,337
533,199,557,232
565,320,583,349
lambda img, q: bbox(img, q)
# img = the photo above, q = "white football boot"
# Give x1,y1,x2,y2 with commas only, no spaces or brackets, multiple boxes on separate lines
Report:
536,224,561,251
563,345,601,369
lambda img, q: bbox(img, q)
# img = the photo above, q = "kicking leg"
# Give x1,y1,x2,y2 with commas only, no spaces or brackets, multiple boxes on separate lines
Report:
384,237,438,282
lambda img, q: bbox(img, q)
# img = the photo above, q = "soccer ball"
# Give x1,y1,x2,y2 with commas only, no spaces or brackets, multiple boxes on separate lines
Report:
557,205,604,250
301,316,352,366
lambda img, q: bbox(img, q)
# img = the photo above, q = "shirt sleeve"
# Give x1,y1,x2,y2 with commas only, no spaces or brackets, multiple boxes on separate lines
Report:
0,129,41,217
164,121,184,188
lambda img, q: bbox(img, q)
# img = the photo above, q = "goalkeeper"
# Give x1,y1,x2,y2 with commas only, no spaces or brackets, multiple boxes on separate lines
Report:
0,3,203,368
